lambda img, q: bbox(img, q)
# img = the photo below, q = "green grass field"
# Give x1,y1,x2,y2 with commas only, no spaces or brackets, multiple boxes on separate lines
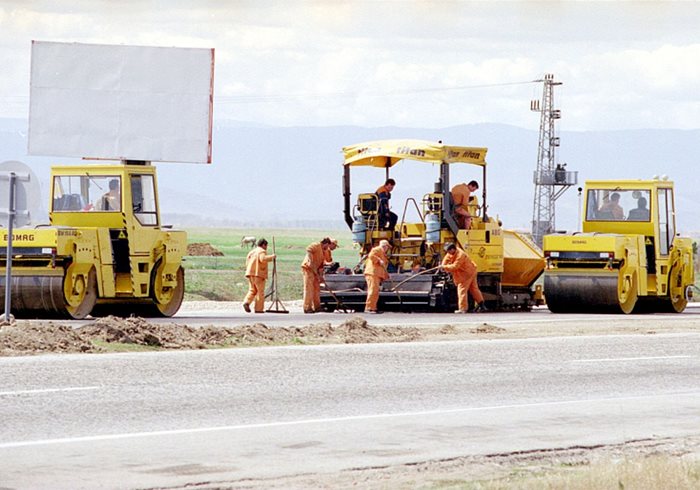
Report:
184,228,357,301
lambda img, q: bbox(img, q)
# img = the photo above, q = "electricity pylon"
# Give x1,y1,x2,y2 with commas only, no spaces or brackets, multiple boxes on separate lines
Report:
530,73,576,247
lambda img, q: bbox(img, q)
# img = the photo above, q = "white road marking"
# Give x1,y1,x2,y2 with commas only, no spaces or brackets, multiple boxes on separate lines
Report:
1,391,699,449
571,355,692,363
0,386,100,397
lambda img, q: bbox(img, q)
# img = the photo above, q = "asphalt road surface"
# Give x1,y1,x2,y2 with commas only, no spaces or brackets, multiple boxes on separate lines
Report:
1,325,699,489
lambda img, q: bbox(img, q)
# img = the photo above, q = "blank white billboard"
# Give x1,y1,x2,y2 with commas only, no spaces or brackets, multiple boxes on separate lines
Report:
29,41,214,164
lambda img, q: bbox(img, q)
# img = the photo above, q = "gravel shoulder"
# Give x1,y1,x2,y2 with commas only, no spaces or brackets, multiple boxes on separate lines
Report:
220,435,700,489
2,302,700,356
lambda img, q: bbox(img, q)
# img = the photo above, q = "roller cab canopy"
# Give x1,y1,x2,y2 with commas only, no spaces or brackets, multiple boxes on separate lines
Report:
343,139,488,168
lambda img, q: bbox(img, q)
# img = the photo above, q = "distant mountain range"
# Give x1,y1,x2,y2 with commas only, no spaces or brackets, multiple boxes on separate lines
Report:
1,117,699,234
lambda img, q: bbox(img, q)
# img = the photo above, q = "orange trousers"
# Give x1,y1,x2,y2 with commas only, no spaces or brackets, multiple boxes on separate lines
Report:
244,276,267,312
456,274,484,311
365,275,382,311
302,269,321,312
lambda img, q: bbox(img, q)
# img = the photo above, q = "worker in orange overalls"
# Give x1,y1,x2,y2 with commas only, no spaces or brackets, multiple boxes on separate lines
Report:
451,180,479,229
302,237,331,313
243,238,276,313
322,237,339,272
364,239,391,314
441,242,487,313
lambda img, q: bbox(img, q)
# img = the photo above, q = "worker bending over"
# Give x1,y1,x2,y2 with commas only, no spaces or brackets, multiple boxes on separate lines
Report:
451,180,479,229
243,238,276,313
301,237,331,313
323,237,339,273
364,239,391,314
441,242,486,313
376,178,398,231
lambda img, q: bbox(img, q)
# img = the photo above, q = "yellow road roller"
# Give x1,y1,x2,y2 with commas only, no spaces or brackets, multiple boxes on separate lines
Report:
321,139,545,312
543,179,694,313
0,162,186,319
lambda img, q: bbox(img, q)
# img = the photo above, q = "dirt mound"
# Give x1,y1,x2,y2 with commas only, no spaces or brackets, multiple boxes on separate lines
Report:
79,316,207,350
0,322,97,355
186,242,224,256
472,323,507,334
0,316,423,356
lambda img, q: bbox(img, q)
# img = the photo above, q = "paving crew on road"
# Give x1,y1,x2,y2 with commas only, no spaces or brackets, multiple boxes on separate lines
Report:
441,242,487,313
243,238,276,313
302,237,331,313
451,180,479,229
364,239,391,314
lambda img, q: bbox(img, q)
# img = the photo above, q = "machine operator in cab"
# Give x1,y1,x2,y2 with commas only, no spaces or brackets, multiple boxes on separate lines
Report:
99,178,121,211
598,192,624,220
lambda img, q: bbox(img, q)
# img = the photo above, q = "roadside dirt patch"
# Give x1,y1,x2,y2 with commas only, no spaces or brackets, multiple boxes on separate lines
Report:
0,322,95,355
186,242,224,256
472,322,507,334
0,316,422,356
225,435,700,489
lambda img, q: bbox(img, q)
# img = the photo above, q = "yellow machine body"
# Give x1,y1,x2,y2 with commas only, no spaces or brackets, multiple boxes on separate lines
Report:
0,163,186,319
543,179,694,313
323,139,545,311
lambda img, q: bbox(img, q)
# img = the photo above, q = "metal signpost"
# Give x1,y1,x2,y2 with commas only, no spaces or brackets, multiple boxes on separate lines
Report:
0,161,37,323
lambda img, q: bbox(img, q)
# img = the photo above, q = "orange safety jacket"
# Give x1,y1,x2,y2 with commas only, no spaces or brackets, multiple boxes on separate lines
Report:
364,245,389,280
302,242,325,273
245,246,276,279
451,183,472,209
441,248,477,284
323,248,333,263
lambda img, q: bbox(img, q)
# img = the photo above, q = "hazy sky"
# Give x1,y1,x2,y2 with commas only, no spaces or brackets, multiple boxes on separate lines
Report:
1,1,699,131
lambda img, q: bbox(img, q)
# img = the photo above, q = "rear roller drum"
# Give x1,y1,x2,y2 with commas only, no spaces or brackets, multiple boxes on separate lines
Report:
63,268,98,319
618,273,637,314
149,265,185,317
664,265,688,313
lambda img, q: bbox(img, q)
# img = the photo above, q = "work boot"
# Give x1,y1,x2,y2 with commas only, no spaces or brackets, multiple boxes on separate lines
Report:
454,309,468,314
243,303,251,313
473,303,488,313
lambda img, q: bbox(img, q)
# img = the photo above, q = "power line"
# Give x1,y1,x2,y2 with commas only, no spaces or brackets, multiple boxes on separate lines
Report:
214,79,540,104
0,79,540,105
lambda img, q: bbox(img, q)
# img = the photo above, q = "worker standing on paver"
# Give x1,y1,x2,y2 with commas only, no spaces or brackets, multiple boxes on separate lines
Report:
451,180,479,229
243,238,276,314
441,242,487,313
302,237,331,313
364,239,391,314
